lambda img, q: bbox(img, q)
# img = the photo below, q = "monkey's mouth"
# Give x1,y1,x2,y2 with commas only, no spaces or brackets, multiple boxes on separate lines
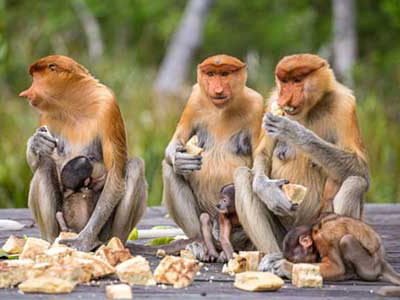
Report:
211,95,229,105
216,207,229,214
283,105,300,115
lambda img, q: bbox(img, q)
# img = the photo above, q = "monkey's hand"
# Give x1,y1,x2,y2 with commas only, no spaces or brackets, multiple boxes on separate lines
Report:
173,146,202,175
263,113,312,146
258,252,292,278
27,126,57,171
253,175,296,217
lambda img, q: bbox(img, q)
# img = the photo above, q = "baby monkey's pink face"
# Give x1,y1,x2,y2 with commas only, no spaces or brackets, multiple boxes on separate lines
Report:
216,184,235,214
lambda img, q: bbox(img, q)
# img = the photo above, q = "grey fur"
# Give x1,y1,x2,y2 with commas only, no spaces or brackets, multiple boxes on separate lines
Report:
229,129,252,156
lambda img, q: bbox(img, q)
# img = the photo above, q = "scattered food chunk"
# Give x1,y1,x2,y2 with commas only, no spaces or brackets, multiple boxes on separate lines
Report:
116,256,155,286
71,251,115,278
0,259,34,288
222,254,247,275
154,255,199,289
282,184,308,205
180,249,196,260
270,101,284,116
95,245,132,267
156,249,166,258
20,238,50,260
107,237,125,251
186,135,203,155
292,263,323,288
234,271,284,292
238,251,264,271
106,284,133,299
2,235,25,254
53,232,78,246
19,276,74,294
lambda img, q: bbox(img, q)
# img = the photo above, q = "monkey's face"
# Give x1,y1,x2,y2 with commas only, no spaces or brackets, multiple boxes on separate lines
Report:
275,54,328,120
216,194,235,214
20,55,89,112
198,55,247,109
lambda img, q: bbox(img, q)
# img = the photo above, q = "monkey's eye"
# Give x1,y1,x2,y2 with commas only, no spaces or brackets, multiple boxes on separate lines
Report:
48,63,57,71
221,71,230,77
281,79,288,83
207,72,216,77
294,77,302,83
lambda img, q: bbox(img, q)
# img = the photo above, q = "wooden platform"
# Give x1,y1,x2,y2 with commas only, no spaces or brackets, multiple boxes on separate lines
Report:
0,205,399,299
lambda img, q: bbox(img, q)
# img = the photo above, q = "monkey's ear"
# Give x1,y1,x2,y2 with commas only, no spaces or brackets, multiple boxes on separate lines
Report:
299,235,313,248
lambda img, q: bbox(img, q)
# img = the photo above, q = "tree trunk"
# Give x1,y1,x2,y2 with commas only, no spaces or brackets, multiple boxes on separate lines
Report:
72,0,104,62
332,0,357,86
153,0,214,97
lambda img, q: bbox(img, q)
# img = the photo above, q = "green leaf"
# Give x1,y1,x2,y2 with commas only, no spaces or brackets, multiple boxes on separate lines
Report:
127,228,138,240
145,237,174,246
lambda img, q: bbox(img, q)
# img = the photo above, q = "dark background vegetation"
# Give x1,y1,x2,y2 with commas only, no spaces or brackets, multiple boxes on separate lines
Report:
0,0,399,207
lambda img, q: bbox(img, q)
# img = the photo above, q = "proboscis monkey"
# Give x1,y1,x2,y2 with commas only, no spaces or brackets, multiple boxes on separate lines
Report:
234,54,370,255
20,55,148,251
200,184,243,262
162,55,264,258
277,214,400,293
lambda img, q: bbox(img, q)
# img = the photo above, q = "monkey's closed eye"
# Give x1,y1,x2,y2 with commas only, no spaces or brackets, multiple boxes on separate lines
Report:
207,72,216,77
281,79,288,83
221,71,230,77
48,63,57,71
294,78,302,83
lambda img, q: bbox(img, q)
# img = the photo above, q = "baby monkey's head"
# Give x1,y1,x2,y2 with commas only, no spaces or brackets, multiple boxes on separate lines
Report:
216,183,235,214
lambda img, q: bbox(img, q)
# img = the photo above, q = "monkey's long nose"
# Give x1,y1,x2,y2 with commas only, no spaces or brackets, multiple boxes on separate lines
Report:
19,89,30,98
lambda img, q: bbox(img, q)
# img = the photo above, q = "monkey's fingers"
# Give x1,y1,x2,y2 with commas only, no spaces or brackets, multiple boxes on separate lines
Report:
37,132,57,146
179,164,202,171
175,152,202,161
176,145,187,153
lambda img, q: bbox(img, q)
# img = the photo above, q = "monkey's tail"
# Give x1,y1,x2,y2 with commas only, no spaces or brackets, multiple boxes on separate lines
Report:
127,238,199,256
376,261,400,297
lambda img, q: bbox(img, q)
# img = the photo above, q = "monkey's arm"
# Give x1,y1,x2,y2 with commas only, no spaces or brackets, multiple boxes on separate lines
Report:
165,103,202,175
219,214,234,261
251,135,296,217
60,103,127,251
263,113,369,184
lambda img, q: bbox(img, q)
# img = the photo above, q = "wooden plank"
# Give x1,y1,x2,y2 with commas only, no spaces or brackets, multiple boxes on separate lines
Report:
0,205,399,299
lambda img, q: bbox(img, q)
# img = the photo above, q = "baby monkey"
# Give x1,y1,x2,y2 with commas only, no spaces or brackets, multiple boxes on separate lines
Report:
56,156,105,233
200,184,240,262
281,214,400,286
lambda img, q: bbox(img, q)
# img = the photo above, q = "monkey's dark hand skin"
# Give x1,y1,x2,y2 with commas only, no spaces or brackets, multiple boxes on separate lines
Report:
258,252,291,278
252,174,295,217
172,145,202,175
26,126,57,172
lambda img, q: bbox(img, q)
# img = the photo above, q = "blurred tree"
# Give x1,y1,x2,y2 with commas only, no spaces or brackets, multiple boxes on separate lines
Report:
332,0,357,86
153,0,214,97
72,0,104,61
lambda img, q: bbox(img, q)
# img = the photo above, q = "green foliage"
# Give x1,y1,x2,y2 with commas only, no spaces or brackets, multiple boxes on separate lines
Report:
0,0,399,207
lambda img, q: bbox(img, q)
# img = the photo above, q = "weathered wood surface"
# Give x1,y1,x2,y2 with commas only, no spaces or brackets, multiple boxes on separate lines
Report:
0,205,399,299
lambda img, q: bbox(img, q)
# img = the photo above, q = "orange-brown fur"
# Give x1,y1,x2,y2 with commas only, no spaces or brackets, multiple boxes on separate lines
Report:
172,55,263,216
21,55,130,246
253,54,367,225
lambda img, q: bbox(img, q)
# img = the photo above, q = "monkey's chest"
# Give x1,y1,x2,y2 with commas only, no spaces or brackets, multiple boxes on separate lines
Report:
270,140,326,224
185,130,253,215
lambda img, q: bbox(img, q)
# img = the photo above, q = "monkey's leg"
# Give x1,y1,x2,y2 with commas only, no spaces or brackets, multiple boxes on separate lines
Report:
333,176,368,219
162,160,201,239
199,213,218,262
110,157,148,242
234,167,286,253
339,234,381,281
28,157,61,242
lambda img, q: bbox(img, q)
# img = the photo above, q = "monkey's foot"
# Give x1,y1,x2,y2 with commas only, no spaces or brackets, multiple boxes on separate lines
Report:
217,251,229,263
186,241,218,262
58,236,102,252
